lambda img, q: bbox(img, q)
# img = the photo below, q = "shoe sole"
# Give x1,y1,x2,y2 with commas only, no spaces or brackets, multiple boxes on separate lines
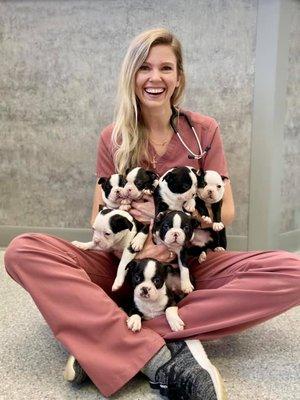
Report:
185,340,227,400
63,355,88,385
64,355,76,381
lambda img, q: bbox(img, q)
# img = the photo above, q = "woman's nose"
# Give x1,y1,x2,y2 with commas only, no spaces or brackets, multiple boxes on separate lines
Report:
149,68,162,81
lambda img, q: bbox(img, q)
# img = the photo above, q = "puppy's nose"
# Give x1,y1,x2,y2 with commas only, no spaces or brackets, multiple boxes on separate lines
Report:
140,287,150,297
208,189,212,195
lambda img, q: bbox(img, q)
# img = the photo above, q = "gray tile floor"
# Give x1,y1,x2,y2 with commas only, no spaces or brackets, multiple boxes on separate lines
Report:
1,249,299,400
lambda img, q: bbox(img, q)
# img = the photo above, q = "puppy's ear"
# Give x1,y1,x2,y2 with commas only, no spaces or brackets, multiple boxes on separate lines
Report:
146,170,159,181
191,218,200,230
110,215,133,233
125,168,131,176
146,170,159,189
125,260,137,271
154,211,167,226
221,175,229,182
98,177,108,186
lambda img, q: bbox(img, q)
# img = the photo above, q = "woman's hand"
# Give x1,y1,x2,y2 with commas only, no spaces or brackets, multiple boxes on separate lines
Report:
128,194,155,225
135,220,176,263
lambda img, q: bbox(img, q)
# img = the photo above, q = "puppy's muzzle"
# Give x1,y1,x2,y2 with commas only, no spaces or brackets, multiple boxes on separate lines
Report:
139,286,151,298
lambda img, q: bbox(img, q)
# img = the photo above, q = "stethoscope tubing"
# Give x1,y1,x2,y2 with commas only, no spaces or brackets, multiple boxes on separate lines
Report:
170,108,207,160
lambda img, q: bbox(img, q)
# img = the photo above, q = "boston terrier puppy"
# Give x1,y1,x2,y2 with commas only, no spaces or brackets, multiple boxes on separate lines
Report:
153,166,198,215
120,167,158,211
125,258,185,332
188,226,227,263
72,208,149,291
195,169,227,232
152,210,200,294
98,174,127,209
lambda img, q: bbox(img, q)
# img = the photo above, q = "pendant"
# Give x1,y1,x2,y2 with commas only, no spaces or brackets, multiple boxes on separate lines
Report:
152,155,157,169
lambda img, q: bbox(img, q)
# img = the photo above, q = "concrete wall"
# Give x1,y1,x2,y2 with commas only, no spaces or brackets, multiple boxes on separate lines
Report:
281,0,300,233
0,0,299,250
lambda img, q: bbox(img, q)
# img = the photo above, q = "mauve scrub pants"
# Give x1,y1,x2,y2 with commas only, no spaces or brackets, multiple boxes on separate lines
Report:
4,233,300,397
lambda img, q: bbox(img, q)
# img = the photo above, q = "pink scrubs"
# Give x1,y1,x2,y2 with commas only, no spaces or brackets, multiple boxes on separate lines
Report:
4,111,300,397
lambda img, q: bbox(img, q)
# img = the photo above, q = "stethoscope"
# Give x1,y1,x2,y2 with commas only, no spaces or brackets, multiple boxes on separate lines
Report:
169,106,215,166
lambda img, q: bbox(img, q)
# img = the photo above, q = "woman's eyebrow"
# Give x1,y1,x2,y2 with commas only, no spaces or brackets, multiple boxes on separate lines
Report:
142,61,175,66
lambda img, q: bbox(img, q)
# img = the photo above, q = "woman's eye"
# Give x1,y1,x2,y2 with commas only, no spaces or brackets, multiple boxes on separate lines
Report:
139,65,149,70
162,66,172,71
104,232,111,236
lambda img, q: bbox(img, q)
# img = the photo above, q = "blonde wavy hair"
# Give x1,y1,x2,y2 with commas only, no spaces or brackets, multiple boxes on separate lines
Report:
112,28,186,174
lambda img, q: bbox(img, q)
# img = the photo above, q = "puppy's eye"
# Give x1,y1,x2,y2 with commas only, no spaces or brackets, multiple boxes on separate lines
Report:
153,277,161,285
217,185,221,189
133,274,142,284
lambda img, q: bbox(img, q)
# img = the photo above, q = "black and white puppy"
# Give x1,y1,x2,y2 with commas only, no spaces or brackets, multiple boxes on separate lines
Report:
152,210,200,294
153,166,198,215
125,258,185,332
188,226,227,263
195,170,227,232
72,208,149,291
98,174,127,209
120,167,158,210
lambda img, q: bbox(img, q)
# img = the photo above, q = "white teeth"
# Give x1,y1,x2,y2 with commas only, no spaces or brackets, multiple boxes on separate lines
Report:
145,88,165,94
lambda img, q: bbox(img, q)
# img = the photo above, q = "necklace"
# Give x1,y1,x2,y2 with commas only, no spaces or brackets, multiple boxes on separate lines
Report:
149,137,170,146
151,154,157,169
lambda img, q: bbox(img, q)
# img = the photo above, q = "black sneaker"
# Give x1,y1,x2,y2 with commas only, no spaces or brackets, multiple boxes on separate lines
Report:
63,355,88,385
149,340,227,400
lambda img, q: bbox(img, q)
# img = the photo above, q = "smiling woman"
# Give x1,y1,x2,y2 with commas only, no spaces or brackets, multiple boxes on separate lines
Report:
4,27,300,400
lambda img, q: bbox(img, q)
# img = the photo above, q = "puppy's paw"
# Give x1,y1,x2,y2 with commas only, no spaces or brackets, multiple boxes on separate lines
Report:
183,199,196,213
181,279,194,294
127,315,142,332
212,222,224,231
201,215,212,224
112,276,124,292
130,233,146,252
214,246,225,252
119,204,131,211
198,251,207,263
168,315,185,332
71,241,91,251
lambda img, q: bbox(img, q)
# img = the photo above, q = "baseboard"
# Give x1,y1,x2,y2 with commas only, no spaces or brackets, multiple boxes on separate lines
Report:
0,225,249,251
0,225,92,247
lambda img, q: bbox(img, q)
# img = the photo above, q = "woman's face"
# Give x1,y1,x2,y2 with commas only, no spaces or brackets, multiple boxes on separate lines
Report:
135,44,180,113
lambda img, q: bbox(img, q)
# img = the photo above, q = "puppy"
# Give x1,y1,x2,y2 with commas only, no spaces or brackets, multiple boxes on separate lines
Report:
195,170,227,232
152,210,199,294
120,167,158,210
125,258,185,332
153,166,198,215
72,208,149,291
98,174,127,209
188,226,227,263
